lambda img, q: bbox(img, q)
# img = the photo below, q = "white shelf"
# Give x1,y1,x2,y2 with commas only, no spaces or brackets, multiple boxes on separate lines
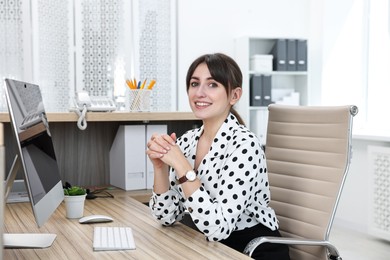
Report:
248,106,268,111
234,36,309,143
249,70,307,76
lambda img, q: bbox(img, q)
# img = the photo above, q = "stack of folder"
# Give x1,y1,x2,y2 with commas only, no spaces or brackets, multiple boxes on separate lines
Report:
250,75,272,107
270,39,307,71
249,38,307,107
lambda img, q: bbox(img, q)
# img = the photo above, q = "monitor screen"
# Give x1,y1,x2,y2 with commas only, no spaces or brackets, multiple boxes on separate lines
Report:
4,78,64,228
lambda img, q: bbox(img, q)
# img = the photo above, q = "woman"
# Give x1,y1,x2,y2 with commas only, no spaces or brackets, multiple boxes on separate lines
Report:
146,53,290,259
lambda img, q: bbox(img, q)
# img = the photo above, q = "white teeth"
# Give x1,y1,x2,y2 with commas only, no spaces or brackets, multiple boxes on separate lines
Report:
196,102,210,106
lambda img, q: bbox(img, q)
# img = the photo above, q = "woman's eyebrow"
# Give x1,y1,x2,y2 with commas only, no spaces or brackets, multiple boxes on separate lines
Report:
191,76,214,81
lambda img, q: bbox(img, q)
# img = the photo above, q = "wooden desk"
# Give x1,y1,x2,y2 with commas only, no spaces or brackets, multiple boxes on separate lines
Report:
0,111,198,123
4,190,250,259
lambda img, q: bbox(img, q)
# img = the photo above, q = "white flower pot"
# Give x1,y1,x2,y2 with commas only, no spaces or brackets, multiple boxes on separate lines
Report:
64,194,86,219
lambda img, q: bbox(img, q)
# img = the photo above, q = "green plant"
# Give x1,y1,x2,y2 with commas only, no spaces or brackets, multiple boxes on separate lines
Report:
64,186,86,196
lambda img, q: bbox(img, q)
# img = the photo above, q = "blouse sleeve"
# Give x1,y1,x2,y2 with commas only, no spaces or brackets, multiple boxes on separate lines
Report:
149,133,192,226
149,187,186,226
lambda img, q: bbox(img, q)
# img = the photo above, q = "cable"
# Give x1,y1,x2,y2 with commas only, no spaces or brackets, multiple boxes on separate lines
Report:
86,187,114,200
74,104,88,130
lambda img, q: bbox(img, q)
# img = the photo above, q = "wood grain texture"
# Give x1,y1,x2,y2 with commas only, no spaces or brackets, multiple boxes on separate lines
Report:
0,112,198,123
3,190,250,259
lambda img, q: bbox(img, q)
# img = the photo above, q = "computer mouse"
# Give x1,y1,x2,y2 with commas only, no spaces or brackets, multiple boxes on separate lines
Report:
79,214,113,224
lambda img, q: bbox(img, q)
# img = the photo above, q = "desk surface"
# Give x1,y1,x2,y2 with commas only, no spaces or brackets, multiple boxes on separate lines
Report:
0,111,198,123
4,190,250,259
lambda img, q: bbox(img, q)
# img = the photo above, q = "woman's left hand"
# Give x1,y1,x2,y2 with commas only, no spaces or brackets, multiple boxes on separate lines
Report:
147,132,188,168
146,132,176,159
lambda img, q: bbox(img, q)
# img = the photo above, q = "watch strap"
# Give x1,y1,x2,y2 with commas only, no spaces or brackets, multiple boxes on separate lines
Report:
177,170,196,184
178,175,188,184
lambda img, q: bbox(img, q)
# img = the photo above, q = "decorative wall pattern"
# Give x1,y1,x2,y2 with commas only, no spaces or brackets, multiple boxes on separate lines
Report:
0,0,176,112
138,0,175,111
0,0,24,112
368,145,390,241
80,0,122,97
37,0,70,112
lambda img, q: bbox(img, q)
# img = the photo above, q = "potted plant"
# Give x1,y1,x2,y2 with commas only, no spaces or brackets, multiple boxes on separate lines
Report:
63,185,87,219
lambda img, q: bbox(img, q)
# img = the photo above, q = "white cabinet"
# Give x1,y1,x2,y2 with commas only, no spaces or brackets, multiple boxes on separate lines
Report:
110,124,167,190
234,36,308,143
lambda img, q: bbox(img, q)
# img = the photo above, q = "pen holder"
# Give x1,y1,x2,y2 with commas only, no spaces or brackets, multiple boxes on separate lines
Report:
128,90,151,112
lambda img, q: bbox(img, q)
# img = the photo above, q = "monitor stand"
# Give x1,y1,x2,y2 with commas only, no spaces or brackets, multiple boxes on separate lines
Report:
3,233,56,248
3,155,57,248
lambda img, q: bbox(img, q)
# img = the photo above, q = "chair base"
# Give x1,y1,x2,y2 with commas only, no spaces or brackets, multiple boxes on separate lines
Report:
244,236,342,260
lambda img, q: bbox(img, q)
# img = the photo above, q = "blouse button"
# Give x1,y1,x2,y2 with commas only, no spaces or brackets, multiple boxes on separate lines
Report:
188,207,193,213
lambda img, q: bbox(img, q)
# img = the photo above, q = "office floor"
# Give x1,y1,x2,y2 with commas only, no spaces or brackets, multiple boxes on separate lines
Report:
330,225,390,260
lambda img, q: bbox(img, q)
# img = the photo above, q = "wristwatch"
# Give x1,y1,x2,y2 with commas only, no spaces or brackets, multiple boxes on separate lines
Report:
178,170,197,184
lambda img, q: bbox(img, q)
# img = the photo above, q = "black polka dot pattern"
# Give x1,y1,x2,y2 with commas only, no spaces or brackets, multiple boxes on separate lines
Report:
150,113,278,242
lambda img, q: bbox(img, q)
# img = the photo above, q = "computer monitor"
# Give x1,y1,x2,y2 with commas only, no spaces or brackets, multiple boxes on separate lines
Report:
3,78,64,248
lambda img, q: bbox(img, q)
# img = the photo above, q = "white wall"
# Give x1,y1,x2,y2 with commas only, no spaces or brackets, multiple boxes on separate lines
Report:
321,0,368,129
176,0,312,111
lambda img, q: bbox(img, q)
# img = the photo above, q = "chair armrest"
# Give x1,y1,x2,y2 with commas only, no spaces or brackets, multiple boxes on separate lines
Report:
244,236,341,260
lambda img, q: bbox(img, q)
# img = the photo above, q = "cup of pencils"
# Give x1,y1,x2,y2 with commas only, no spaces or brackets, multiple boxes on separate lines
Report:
126,78,156,112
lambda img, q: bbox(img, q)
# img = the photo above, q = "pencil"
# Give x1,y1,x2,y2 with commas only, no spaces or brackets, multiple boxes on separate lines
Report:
126,79,135,89
147,80,156,90
140,79,147,89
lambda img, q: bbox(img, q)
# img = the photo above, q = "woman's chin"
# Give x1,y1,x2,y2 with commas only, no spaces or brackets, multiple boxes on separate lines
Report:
192,110,208,119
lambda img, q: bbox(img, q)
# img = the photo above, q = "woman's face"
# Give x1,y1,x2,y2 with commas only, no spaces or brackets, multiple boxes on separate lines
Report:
188,63,240,121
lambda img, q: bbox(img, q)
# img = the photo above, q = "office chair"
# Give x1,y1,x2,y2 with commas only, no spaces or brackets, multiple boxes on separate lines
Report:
244,104,358,260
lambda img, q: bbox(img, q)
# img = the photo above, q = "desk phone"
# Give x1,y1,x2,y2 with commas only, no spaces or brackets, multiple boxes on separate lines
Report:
75,91,116,112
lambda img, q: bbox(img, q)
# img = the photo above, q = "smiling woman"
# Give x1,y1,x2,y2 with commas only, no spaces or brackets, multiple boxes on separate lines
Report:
145,53,290,260
186,54,243,126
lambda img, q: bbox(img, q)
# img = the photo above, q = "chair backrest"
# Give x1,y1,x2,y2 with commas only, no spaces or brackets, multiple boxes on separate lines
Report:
266,104,357,260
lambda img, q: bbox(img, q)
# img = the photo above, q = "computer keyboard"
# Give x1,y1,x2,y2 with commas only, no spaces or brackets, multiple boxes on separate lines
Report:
93,226,136,251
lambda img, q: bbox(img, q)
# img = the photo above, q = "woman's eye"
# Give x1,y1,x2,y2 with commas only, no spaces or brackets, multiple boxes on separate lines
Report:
190,82,199,87
208,82,218,88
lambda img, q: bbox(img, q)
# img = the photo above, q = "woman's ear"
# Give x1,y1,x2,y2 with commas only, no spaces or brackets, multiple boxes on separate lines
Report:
230,87,242,105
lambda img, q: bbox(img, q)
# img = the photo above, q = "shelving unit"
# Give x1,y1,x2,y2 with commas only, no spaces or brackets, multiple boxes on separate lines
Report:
234,36,308,143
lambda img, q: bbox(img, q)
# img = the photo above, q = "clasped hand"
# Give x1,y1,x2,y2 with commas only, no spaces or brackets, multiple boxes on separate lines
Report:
146,133,183,168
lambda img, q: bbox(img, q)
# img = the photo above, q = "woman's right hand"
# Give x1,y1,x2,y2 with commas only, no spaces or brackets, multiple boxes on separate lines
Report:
146,132,177,170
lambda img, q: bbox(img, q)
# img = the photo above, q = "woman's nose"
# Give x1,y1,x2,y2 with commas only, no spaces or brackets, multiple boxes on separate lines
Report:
195,84,206,96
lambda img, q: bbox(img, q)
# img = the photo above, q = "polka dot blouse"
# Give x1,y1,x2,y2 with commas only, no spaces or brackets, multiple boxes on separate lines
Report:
149,113,279,242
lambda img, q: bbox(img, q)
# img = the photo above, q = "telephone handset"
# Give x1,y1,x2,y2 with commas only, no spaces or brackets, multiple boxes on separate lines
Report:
76,91,92,108
72,91,116,130
75,91,116,112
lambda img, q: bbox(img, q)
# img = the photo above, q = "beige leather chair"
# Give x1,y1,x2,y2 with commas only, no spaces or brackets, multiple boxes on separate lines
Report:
244,104,358,260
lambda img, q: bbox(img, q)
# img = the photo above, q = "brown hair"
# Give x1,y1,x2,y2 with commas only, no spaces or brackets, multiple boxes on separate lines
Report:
185,53,245,125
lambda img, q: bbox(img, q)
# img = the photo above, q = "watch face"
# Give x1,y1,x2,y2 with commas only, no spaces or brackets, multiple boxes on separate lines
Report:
187,170,196,181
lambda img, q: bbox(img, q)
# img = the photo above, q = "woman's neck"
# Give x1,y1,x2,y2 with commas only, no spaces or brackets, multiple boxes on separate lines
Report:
201,112,229,141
